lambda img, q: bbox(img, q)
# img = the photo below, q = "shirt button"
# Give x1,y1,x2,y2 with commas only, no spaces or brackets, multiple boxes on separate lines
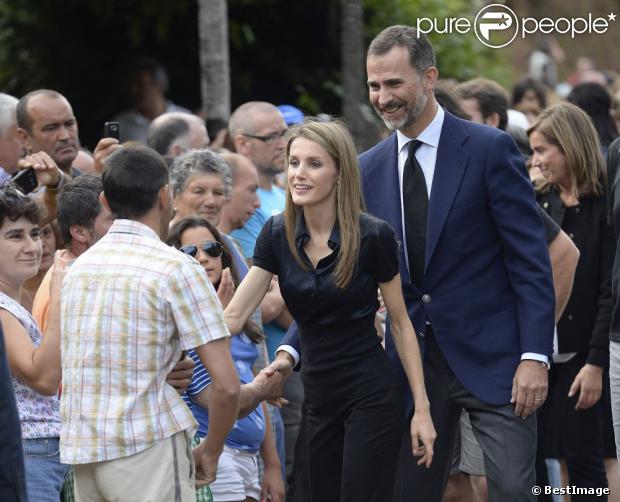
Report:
569,233,575,239
422,294,431,304
575,207,580,214
568,314,573,320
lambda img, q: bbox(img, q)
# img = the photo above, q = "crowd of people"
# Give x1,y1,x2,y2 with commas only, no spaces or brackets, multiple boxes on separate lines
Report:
1,22,620,502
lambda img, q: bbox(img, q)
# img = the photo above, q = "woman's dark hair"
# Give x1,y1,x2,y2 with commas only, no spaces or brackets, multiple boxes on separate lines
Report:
511,77,547,109
167,216,263,343
0,184,40,228
567,83,619,148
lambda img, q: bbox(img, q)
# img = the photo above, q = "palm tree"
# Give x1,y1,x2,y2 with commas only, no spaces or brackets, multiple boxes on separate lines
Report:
340,0,378,151
197,0,231,121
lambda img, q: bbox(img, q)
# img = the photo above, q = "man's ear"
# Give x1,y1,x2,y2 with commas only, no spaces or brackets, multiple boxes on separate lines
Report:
99,192,112,214
485,112,501,129
158,184,172,211
69,224,90,244
16,127,33,154
234,134,251,156
168,143,183,158
423,67,439,89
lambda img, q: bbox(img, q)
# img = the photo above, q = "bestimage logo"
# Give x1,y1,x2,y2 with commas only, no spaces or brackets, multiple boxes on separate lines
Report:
416,3,616,49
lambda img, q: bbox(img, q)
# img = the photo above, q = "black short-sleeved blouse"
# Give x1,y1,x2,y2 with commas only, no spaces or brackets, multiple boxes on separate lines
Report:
253,212,401,403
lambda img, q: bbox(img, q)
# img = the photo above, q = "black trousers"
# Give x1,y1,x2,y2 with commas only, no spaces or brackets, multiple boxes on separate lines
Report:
393,329,537,502
306,386,404,502
535,353,608,502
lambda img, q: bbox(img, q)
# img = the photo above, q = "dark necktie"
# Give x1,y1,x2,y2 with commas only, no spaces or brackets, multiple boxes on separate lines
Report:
403,139,428,288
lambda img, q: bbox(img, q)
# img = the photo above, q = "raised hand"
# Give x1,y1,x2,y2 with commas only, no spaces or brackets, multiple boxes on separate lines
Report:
217,268,235,309
18,151,62,188
93,137,121,174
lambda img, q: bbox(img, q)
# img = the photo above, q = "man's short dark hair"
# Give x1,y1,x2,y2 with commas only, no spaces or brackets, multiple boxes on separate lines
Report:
16,89,65,133
455,78,509,131
101,145,169,220
57,175,103,245
367,25,436,75
147,117,190,155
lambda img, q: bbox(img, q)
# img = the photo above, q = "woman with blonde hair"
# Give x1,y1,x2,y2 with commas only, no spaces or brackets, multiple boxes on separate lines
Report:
530,102,614,494
223,118,435,502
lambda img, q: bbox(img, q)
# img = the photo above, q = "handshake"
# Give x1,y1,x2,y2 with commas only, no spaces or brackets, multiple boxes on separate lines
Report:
168,351,295,417
249,354,295,410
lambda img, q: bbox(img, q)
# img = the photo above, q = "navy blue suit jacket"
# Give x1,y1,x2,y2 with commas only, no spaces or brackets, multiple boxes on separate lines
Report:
282,111,554,408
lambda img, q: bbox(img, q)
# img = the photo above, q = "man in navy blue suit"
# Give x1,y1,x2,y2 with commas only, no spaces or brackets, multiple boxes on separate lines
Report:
273,26,554,501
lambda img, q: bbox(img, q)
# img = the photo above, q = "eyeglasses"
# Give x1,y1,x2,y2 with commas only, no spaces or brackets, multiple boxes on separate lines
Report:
179,240,224,259
242,129,288,144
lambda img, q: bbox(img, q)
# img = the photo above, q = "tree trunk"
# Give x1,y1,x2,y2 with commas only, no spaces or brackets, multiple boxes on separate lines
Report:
197,0,230,121
340,0,378,152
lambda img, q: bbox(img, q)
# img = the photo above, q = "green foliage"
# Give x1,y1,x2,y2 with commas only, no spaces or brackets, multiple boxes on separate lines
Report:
364,0,512,85
0,0,517,149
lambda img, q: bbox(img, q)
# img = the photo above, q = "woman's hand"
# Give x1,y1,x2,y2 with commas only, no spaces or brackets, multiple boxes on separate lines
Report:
410,406,436,468
260,462,285,502
569,363,603,410
217,268,235,309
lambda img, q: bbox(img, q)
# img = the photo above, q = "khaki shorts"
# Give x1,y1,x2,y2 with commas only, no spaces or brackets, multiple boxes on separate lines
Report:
74,431,195,502
449,410,485,477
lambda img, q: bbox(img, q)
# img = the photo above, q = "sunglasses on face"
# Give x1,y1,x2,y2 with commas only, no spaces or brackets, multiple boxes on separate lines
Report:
179,240,224,259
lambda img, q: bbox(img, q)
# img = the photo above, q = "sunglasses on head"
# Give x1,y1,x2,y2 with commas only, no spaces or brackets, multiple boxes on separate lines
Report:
0,183,26,199
180,240,224,258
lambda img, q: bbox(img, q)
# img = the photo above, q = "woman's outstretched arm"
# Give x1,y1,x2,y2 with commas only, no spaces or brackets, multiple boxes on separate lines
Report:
379,273,436,468
224,266,273,334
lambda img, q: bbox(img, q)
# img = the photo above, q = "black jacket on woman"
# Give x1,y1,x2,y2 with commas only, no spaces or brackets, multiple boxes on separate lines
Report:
537,188,613,367
606,138,620,343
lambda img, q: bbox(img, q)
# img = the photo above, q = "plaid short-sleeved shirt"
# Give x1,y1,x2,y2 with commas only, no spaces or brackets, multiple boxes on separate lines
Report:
60,219,229,464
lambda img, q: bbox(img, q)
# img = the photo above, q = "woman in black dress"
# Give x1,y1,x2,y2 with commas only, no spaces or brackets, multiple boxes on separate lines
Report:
224,119,435,502
529,102,614,496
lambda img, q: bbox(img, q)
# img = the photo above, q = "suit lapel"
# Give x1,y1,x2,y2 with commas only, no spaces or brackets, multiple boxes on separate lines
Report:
425,114,470,269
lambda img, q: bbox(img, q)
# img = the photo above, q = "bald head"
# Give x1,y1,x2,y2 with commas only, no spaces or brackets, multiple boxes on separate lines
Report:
228,102,287,179
228,101,283,137
147,112,210,158
16,90,67,133
219,152,260,233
